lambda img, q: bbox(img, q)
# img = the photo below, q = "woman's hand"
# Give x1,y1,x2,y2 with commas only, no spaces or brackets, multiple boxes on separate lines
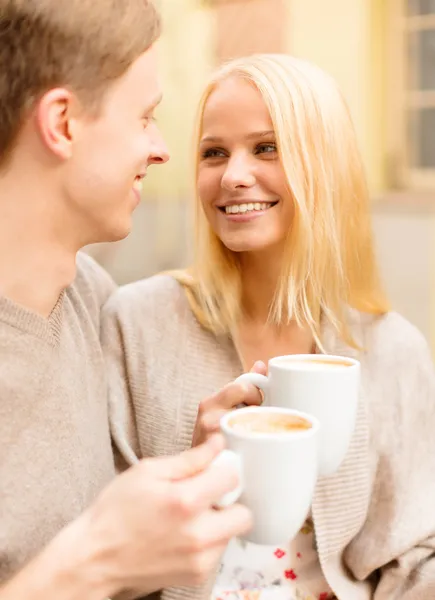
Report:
192,361,267,447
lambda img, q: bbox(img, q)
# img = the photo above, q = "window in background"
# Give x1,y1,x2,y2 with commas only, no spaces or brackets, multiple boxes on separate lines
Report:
405,0,435,187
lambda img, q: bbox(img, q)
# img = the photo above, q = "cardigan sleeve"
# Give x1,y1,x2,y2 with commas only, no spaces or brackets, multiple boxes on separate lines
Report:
374,331,435,599
347,317,435,599
100,275,193,470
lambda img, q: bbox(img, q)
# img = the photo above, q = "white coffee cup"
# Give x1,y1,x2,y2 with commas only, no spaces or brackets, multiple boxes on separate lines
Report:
236,354,360,477
212,406,320,545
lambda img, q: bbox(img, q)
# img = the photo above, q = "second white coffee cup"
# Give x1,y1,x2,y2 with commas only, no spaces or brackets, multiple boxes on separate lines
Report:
213,406,320,546
236,354,360,476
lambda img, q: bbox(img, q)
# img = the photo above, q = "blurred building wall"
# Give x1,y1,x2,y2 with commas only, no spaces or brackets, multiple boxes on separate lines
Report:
288,0,388,194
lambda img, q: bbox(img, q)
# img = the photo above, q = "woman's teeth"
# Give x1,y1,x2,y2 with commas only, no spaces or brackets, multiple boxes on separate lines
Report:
224,202,273,215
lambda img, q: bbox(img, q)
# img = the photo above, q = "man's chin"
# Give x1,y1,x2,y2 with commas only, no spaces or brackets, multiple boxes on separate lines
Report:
92,219,133,245
108,223,133,243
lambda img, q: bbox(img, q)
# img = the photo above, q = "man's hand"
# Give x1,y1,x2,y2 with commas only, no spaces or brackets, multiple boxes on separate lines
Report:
82,434,252,596
192,362,267,447
0,436,252,600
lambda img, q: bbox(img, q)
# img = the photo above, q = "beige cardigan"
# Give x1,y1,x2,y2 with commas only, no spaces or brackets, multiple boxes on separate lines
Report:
101,275,435,600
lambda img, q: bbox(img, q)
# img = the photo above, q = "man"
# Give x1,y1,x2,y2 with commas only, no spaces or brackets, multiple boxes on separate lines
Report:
0,0,261,597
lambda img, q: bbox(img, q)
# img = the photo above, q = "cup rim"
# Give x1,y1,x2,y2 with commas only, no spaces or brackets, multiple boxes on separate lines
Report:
220,406,320,441
268,353,360,371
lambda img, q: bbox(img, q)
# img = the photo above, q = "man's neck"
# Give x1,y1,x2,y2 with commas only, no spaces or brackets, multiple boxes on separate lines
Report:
0,176,79,318
0,241,77,318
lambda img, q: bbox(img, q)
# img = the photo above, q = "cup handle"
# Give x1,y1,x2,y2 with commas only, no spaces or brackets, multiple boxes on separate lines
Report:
235,372,270,405
211,449,244,509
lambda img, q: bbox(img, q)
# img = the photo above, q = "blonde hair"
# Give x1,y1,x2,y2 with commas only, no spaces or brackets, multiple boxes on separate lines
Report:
0,0,161,166
174,54,388,348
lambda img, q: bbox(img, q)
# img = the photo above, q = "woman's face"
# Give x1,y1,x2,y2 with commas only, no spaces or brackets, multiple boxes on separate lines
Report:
197,76,294,255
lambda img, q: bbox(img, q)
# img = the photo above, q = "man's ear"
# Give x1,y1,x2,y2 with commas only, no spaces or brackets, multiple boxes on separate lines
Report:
35,88,78,160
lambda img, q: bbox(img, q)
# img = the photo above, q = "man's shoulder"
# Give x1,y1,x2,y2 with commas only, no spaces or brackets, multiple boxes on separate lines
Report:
75,252,117,298
68,251,117,316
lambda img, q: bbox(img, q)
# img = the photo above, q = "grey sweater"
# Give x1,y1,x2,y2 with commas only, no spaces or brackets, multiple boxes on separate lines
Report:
102,274,435,600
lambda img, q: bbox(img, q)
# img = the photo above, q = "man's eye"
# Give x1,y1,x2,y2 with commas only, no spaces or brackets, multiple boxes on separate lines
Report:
142,116,156,128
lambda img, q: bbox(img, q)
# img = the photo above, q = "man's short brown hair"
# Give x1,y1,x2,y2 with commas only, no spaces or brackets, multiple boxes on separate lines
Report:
0,0,161,164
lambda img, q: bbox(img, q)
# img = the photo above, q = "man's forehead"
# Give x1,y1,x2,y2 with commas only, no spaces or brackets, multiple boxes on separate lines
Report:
108,47,162,107
130,45,159,80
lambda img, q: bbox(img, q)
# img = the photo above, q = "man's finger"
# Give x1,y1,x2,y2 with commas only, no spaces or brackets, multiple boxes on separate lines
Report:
175,455,244,512
192,504,253,548
147,434,225,481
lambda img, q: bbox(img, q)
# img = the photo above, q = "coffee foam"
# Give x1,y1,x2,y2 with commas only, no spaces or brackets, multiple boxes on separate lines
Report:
229,411,311,435
279,358,352,370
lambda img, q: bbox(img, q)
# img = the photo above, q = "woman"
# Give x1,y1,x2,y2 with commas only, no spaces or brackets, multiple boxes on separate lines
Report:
102,54,435,600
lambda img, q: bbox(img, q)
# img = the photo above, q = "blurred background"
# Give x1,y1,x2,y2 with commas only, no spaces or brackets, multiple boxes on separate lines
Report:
88,0,435,352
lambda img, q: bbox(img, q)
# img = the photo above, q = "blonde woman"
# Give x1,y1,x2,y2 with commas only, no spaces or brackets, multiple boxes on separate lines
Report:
102,54,435,600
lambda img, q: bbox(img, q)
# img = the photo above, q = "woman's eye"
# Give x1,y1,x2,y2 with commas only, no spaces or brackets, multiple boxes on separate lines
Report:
255,143,277,155
201,148,226,159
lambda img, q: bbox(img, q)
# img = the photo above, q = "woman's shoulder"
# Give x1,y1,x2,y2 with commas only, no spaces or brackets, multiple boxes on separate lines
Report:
104,273,187,314
101,273,193,337
356,310,430,363
354,310,434,419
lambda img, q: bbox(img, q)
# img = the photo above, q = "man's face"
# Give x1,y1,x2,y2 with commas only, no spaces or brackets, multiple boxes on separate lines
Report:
63,45,169,245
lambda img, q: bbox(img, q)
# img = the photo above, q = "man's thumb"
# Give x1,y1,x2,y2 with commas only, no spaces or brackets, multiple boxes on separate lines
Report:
155,434,225,481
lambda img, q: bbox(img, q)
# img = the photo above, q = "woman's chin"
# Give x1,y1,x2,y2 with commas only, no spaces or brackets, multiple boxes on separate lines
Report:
219,237,276,255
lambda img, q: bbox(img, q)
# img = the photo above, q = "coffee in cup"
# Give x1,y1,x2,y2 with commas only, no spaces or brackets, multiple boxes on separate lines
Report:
228,411,312,434
279,358,353,369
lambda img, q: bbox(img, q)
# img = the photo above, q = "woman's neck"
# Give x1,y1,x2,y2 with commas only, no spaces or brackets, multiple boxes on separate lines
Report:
239,249,282,324
235,249,315,369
